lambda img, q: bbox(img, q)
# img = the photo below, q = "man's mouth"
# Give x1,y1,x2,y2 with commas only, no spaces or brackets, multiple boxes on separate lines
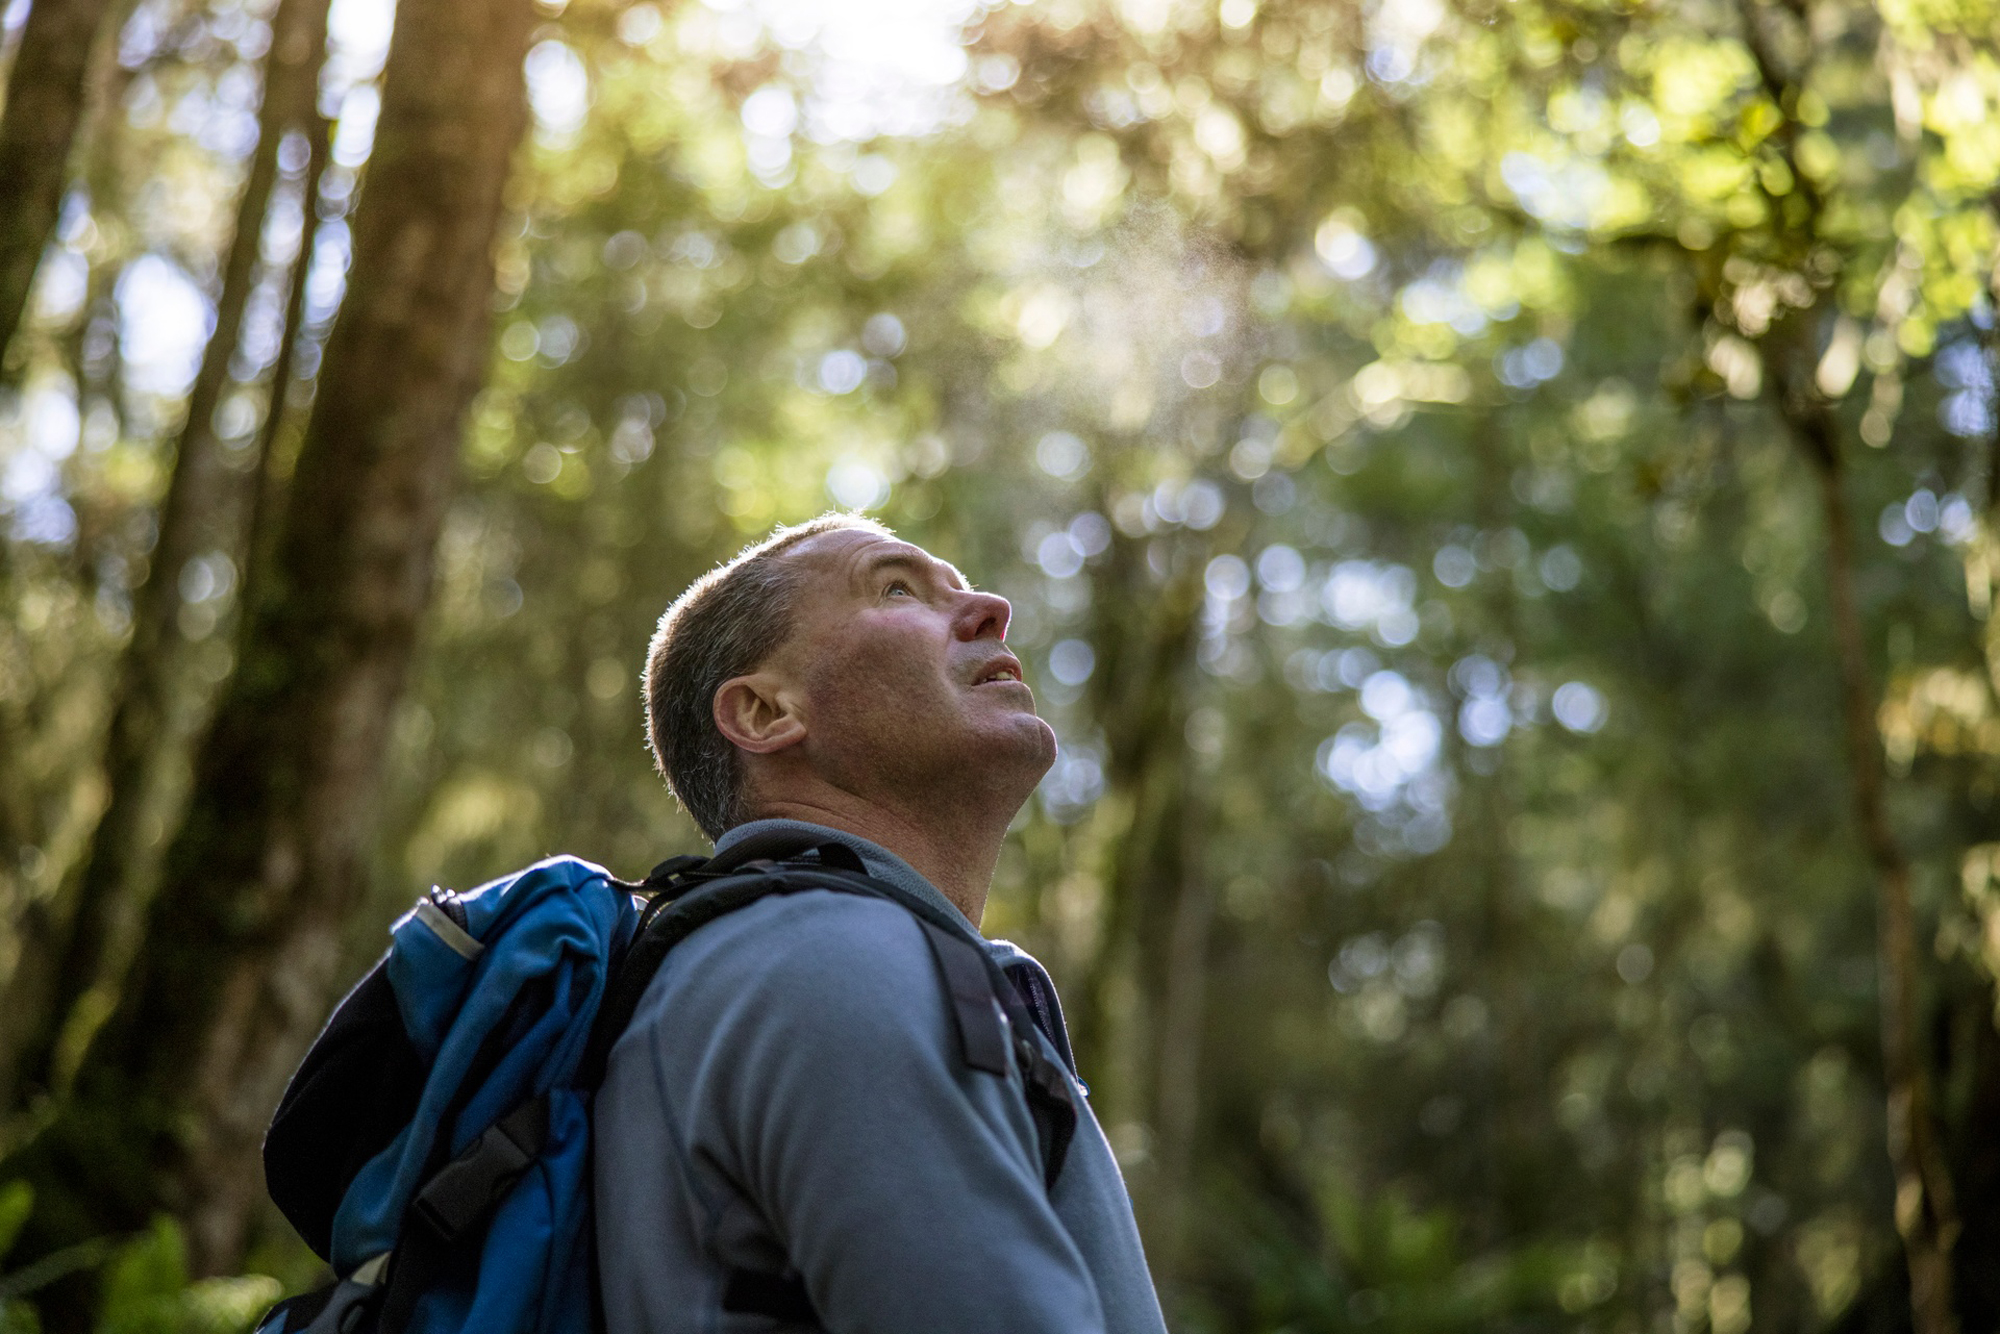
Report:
973,659,1025,686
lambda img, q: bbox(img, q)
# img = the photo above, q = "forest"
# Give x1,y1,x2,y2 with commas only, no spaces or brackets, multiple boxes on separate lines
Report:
0,0,1999,1327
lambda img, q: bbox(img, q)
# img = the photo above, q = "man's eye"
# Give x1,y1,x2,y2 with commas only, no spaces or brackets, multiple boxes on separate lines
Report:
886,580,914,597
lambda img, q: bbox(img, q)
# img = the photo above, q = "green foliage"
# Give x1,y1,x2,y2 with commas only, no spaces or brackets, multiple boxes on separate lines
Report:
95,1220,278,1334
0,1182,38,1334
0,1183,30,1264
0,1203,279,1334
4,0,2000,1328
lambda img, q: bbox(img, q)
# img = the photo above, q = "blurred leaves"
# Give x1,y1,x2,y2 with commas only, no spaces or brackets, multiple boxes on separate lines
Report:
3,0,2000,1325
95,1220,277,1334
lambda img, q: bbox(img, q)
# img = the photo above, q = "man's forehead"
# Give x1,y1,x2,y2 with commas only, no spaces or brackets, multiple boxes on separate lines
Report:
781,529,967,589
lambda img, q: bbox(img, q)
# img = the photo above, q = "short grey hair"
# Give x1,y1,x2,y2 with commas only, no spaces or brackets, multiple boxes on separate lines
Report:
644,513,893,840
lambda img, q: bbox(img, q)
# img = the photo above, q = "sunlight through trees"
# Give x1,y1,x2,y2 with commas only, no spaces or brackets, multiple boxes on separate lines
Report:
3,0,2000,1329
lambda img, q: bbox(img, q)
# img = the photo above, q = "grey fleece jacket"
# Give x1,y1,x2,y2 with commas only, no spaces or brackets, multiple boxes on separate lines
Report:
594,818,1167,1334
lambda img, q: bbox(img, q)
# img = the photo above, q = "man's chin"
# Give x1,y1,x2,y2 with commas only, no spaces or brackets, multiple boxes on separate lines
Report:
975,711,1059,774
1020,717,1061,777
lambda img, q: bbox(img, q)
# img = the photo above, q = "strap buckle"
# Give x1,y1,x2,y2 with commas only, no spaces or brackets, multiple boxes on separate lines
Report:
408,1097,549,1243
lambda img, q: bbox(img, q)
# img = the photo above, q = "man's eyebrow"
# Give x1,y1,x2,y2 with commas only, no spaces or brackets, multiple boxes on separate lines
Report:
860,548,968,591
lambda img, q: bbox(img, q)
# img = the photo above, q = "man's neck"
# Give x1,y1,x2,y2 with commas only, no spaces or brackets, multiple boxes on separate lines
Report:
746,792,1008,924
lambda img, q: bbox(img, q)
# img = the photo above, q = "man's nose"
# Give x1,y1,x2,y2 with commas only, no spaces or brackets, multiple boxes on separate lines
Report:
954,590,1011,642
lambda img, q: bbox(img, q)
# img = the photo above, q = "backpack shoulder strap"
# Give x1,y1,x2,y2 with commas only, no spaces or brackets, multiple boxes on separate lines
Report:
794,865,1079,1188
584,846,1081,1332
576,839,860,1086
909,914,1010,1075
582,850,1078,1188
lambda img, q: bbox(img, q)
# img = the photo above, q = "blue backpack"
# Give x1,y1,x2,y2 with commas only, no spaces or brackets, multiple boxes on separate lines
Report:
253,830,1077,1334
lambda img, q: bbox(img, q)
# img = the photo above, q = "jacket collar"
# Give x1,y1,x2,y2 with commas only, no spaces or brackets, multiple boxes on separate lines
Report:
714,818,979,939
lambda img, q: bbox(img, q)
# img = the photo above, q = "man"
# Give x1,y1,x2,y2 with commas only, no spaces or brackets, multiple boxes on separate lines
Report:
594,513,1168,1334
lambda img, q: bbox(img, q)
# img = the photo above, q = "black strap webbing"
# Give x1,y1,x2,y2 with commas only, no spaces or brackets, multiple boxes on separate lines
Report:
714,862,1081,1188
721,1268,817,1323
377,1097,550,1333
584,835,1081,1195
577,842,871,1089
411,1097,549,1241
915,918,1010,1076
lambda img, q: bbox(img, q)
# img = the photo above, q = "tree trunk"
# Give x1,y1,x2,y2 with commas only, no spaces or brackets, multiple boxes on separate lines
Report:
0,0,336,1118
1147,809,1212,1282
1779,344,1962,1334
0,0,120,370
1730,7,1959,1315
238,106,333,628
1074,530,1202,1079
1070,527,1205,1301
12,0,535,1280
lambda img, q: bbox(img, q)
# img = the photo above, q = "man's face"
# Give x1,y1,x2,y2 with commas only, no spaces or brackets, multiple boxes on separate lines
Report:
763,528,1057,805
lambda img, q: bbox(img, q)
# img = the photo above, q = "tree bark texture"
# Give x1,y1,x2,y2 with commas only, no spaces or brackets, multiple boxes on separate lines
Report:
1776,336,1962,1334
238,107,333,628
0,0,336,1119
1075,531,1205,1291
0,0,119,368
1733,2,1961,1294
12,0,536,1278
1076,533,1202,1081
1147,813,1212,1281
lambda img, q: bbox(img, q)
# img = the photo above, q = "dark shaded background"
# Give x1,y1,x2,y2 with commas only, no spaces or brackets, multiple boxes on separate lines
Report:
3,0,2000,1329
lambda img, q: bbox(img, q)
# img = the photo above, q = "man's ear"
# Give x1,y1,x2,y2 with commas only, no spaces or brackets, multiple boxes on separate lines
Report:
713,672,807,754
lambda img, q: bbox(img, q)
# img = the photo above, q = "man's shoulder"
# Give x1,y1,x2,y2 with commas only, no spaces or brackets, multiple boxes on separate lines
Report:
639,885,945,1029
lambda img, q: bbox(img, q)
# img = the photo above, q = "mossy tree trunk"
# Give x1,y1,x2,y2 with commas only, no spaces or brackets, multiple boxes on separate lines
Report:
0,0,121,371
1075,525,1205,1288
0,0,337,1119
1780,359,1962,1334
10,0,537,1282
